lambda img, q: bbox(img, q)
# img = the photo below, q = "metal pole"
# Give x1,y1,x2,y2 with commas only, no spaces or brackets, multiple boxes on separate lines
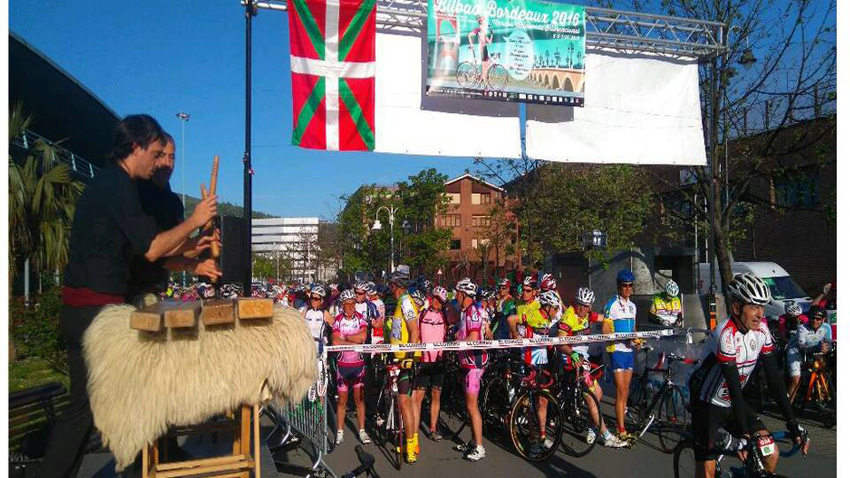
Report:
243,0,255,297
176,112,190,288
707,53,719,327
390,207,395,273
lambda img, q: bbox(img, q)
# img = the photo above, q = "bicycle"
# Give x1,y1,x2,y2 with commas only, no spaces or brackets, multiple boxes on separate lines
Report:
456,52,510,91
626,345,695,453
553,357,605,457
673,428,809,478
371,361,406,470
506,363,565,462
791,350,835,428
479,353,524,436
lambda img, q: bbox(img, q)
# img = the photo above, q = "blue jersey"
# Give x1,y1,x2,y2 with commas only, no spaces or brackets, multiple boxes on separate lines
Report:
603,296,636,353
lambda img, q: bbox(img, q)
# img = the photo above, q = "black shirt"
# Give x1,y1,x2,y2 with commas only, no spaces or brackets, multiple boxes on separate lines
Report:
125,181,185,299
63,163,158,296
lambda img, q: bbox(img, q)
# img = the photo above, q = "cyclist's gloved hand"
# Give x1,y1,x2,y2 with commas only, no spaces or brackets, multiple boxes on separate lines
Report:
734,436,750,462
569,352,581,366
786,421,810,456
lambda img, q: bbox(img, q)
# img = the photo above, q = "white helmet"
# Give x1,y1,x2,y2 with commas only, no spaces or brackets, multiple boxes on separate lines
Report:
432,286,448,303
575,287,595,306
785,302,802,317
354,280,369,292
728,273,772,306
665,280,680,298
311,284,327,298
366,281,377,295
539,290,561,308
410,288,426,307
521,276,537,289
339,289,356,303
455,278,478,295
540,273,557,291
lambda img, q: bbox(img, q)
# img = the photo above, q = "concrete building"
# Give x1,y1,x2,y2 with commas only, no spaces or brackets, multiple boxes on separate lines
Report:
252,217,321,283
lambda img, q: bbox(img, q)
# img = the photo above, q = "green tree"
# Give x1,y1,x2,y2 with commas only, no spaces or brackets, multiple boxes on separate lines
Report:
397,169,452,276
9,103,84,282
252,253,277,281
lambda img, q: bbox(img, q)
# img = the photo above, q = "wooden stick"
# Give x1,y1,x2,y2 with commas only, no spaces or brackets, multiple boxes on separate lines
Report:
208,156,221,259
200,183,219,284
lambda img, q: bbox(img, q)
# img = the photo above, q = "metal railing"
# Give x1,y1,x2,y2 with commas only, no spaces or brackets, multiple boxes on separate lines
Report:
247,0,725,59
10,129,100,181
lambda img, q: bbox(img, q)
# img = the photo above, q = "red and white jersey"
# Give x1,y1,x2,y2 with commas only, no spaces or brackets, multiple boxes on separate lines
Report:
691,317,775,407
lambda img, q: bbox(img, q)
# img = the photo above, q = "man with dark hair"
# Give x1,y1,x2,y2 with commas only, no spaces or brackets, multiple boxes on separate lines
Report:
38,114,218,478
126,132,221,302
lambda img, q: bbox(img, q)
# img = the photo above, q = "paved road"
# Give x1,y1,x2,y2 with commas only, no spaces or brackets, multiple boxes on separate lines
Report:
271,395,836,478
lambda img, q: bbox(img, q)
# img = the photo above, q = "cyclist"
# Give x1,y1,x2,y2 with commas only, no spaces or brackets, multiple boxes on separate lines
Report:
648,279,683,328
452,278,489,461
493,278,517,339
557,287,628,448
386,271,421,463
353,281,381,343
366,282,386,344
788,307,832,402
467,14,494,89
478,287,496,340
540,273,564,320
776,302,808,348
688,273,808,477
300,284,334,347
331,289,371,445
602,269,638,441
413,286,449,442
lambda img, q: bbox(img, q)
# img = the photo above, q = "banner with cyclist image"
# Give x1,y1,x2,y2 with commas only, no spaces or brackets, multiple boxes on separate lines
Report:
425,0,586,105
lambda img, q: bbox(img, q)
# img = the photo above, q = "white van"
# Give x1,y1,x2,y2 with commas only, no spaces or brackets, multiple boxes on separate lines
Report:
698,262,811,319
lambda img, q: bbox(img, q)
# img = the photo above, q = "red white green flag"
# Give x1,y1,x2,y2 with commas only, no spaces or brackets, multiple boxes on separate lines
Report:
289,0,376,151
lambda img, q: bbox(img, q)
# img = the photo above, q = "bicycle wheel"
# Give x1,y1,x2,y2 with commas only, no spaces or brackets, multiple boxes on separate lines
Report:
456,62,478,89
672,440,697,478
394,398,404,470
509,390,564,462
657,386,689,453
487,64,510,91
560,385,600,457
439,369,468,440
626,377,650,429
480,376,511,435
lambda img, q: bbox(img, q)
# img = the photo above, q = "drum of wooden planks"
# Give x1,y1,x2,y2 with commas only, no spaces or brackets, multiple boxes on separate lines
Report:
129,298,275,332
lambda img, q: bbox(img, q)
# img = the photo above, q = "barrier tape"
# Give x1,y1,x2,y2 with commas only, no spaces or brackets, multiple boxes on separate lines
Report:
323,328,678,354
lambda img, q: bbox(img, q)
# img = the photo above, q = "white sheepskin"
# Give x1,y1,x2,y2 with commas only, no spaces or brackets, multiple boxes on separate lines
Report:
84,304,317,470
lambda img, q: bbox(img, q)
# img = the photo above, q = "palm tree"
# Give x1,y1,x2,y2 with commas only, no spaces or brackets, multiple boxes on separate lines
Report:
9,102,84,283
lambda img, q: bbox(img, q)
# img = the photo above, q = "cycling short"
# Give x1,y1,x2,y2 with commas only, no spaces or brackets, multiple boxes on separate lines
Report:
397,369,414,396
690,399,767,461
611,351,634,372
415,362,446,390
464,367,486,395
482,46,490,62
336,365,365,393
786,347,802,377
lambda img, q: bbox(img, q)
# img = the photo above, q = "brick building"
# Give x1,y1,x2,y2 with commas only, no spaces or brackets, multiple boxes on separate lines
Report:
440,174,518,283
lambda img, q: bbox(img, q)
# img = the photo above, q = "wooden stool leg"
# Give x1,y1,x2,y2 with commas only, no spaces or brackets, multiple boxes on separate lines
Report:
241,405,251,478
142,443,150,478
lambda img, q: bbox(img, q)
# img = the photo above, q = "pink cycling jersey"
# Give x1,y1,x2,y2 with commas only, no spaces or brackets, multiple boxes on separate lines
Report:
419,308,447,363
333,311,368,367
457,304,489,369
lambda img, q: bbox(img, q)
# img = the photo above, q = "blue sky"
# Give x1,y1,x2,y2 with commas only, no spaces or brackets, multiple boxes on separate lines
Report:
9,0,477,219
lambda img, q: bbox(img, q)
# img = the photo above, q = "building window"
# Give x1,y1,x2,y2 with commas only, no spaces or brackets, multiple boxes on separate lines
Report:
481,193,491,204
450,239,461,250
446,193,461,204
471,193,480,205
471,215,491,227
471,239,478,249
775,167,820,208
440,214,461,227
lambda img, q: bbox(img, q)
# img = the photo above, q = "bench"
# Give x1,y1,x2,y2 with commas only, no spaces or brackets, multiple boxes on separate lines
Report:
8,381,69,477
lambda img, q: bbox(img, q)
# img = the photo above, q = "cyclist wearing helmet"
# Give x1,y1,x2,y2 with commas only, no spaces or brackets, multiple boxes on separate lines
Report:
689,273,808,477
788,307,832,402
331,289,371,446
776,301,808,349
602,269,638,440
452,278,488,462
509,276,549,363
300,285,334,346
649,279,683,327
366,282,386,344
540,273,564,320
468,14,494,89
557,287,627,448
353,281,381,343
413,286,449,442
386,271,421,463
494,278,516,340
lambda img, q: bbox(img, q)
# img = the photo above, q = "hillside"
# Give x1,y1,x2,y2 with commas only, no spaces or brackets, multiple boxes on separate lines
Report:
182,195,275,219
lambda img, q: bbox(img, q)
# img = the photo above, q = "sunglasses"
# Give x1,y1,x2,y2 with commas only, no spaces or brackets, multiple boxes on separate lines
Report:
499,286,509,290
619,283,634,288
355,291,366,295
522,288,534,293
310,296,322,301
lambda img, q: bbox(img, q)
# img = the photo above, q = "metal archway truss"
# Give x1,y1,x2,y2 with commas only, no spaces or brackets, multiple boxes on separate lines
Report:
248,0,726,59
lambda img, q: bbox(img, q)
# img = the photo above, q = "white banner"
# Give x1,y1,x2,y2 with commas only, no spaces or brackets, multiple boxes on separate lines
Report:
525,49,706,165
324,328,677,354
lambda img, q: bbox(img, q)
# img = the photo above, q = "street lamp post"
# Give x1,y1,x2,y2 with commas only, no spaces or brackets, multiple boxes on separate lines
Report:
581,229,607,289
372,205,400,273
176,111,190,287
